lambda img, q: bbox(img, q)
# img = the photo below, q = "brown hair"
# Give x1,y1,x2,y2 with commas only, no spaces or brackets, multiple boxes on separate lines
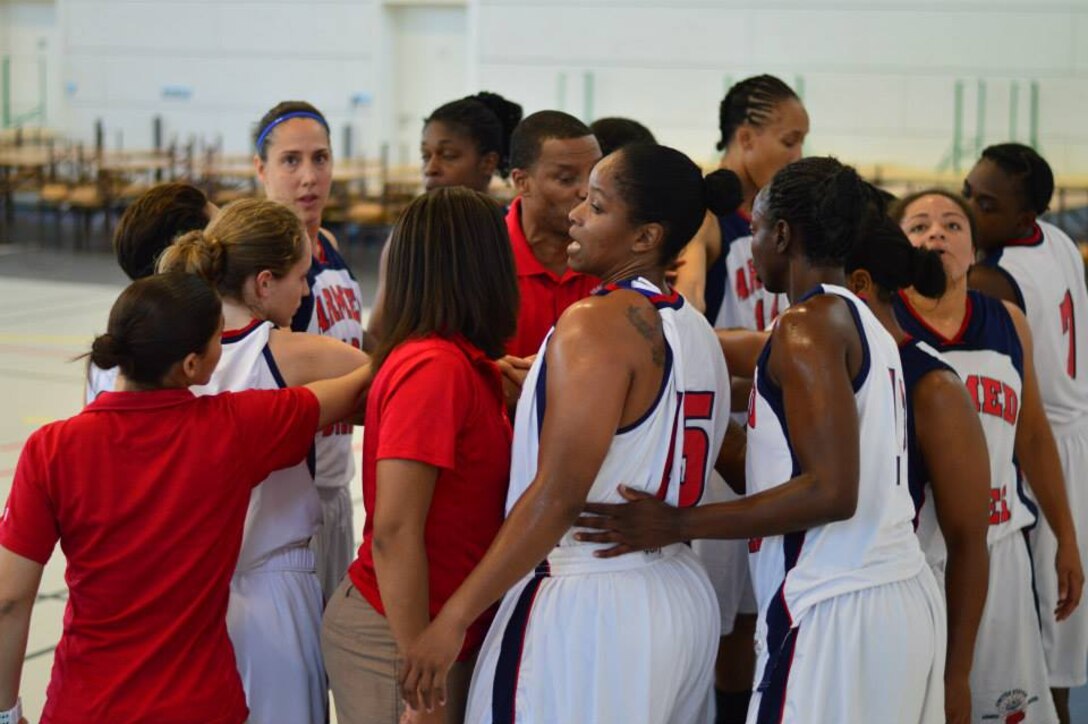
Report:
114,183,211,280
156,198,306,299
374,187,519,369
90,272,222,387
889,188,978,248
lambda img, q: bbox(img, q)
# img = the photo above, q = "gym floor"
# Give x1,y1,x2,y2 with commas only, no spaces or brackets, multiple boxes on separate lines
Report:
1,217,1086,721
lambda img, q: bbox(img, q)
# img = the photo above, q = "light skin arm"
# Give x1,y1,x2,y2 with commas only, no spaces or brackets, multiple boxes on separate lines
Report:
576,298,863,551
372,460,437,653
270,330,371,426
363,234,392,354
0,547,44,711
671,212,719,313
1006,301,1084,620
398,300,641,711
303,363,373,429
913,370,990,724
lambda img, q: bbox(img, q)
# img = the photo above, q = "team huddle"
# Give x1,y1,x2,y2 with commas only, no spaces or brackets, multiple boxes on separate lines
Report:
0,74,1085,724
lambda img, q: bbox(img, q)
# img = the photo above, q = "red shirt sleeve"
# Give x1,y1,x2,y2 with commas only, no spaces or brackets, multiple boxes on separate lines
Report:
375,347,471,470
0,431,60,564
227,387,321,485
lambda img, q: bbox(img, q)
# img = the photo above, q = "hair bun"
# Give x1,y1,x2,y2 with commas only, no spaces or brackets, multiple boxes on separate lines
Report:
156,229,227,284
89,332,127,371
704,169,744,217
911,246,948,300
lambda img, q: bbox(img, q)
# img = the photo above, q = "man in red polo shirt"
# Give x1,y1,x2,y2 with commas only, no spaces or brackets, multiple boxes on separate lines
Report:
506,111,602,357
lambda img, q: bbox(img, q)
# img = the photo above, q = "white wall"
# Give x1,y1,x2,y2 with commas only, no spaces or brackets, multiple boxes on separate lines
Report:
2,0,61,128
58,0,383,156
7,0,1086,173
474,0,1088,175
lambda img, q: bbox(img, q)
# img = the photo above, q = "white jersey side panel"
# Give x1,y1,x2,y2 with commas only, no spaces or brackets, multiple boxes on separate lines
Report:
745,285,925,631
192,321,320,571
85,363,119,405
991,221,1088,428
714,235,789,331
673,302,730,507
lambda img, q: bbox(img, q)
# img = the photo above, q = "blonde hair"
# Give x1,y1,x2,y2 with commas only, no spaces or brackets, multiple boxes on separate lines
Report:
157,198,306,298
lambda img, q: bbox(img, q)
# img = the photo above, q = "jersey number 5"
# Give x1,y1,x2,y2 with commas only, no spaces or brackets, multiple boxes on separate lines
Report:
1061,290,1076,378
679,391,715,508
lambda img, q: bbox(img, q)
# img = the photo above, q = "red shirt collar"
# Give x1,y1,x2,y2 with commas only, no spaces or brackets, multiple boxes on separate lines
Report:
1006,223,1044,247
86,388,196,412
506,196,586,284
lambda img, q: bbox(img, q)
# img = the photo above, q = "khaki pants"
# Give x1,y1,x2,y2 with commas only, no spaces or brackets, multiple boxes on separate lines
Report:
321,577,474,724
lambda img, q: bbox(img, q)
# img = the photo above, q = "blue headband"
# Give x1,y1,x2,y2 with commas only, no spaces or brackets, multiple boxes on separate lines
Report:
255,111,329,153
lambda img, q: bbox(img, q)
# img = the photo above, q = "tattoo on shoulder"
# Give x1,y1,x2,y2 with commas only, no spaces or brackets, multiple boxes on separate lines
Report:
626,305,666,367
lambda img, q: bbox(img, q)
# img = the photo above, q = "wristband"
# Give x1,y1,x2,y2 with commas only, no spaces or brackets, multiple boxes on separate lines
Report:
0,697,21,724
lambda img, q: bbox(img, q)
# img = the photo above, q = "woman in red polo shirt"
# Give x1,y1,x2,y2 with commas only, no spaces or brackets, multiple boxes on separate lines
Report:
0,272,370,723
322,187,518,724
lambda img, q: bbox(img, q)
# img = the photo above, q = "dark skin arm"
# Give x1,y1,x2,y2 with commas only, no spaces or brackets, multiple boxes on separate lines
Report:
967,265,1021,308
717,329,768,413
913,370,990,724
715,420,747,495
1006,302,1084,620
398,293,666,711
576,297,864,552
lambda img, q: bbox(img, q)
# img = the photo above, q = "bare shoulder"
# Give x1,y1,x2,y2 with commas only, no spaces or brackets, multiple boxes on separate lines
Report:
268,328,368,385
770,294,854,349
913,367,970,415
319,227,341,252
968,265,1020,306
552,290,663,367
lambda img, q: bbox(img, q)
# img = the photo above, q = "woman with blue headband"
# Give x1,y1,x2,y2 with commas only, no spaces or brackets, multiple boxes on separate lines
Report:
254,101,367,608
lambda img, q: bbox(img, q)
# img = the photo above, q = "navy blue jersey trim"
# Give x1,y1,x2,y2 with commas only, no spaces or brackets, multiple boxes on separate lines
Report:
492,570,548,724
534,348,548,436
755,624,798,724
617,341,674,434
839,293,872,392
261,345,289,389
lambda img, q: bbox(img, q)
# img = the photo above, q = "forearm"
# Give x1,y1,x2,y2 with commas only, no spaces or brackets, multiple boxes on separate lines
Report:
439,484,581,629
0,599,33,709
941,535,989,684
373,532,432,653
680,472,853,542
306,364,371,429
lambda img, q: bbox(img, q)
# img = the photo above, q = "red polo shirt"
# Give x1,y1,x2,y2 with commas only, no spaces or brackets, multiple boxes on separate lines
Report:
349,334,511,659
506,196,599,357
0,386,319,724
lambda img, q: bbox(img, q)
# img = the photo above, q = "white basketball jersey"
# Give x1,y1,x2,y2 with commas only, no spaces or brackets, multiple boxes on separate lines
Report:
291,231,363,490
746,285,925,637
895,290,1035,548
672,300,731,507
192,320,320,570
85,363,118,405
508,278,719,549
981,220,1088,429
715,234,790,331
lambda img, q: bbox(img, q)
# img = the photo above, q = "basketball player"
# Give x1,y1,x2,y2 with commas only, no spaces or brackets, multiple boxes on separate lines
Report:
365,91,523,351
578,158,947,724
847,213,991,724
85,182,217,403
964,144,1088,724
254,100,365,601
0,272,369,722
398,144,734,723
673,78,809,721
892,189,1083,724
158,198,369,724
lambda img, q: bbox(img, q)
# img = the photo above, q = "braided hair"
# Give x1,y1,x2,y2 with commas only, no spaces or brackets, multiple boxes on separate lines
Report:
717,75,800,151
